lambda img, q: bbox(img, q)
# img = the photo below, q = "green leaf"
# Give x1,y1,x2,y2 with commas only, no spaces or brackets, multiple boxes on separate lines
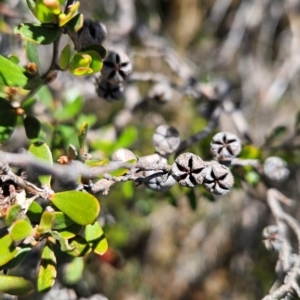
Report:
63,257,84,284
121,181,134,200
82,50,102,73
52,212,74,230
25,41,41,72
0,234,18,266
23,115,41,139
59,44,71,70
56,223,82,239
0,275,34,296
58,1,80,27
26,201,43,223
66,13,84,32
0,55,28,87
70,52,91,69
67,235,91,257
37,243,57,293
29,141,53,186
54,94,83,121
26,0,36,14
37,211,55,233
78,122,88,150
85,221,108,255
239,144,262,160
5,204,23,227
69,51,102,75
115,126,138,150
50,191,100,225
0,247,31,270
14,23,60,45
81,44,106,60
35,0,61,23
7,54,20,65
0,97,17,128
10,220,33,242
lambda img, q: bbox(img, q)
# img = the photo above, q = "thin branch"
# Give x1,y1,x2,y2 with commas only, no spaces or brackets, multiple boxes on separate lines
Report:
175,106,222,154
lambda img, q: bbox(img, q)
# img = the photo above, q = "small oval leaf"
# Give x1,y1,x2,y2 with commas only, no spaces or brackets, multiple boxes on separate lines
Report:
26,201,43,223
57,223,82,239
0,234,18,266
23,115,41,139
0,275,34,296
53,212,74,230
50,191,100,225
14,23,60,45
63,257,84,284
37,243,57,293
81,44,106,60
25,41,41,72
0,247,31,270
59,44,71,70
38,211,55,233
0,55,28,87
5,204,23,227
85,221,108,255
10,219,33,242
0,97,17,143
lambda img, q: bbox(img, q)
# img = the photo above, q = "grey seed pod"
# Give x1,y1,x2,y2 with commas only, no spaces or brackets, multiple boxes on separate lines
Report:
101,50,132,84
152,125,180,157
262,225,282,251
203,163,234,195
111,148,137,162
210,132,241,161
171,153,206,188
263,156,289,182
73,19,107,50
144,170,176,192
96,79,124,101
148,82,173,104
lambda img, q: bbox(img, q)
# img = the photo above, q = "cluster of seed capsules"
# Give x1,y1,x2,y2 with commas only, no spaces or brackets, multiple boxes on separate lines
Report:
96,49,132,101
112,128,290,196
170,131,239,195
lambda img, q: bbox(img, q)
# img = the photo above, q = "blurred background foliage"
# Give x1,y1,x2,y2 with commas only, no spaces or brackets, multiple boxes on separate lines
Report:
1,0,300,299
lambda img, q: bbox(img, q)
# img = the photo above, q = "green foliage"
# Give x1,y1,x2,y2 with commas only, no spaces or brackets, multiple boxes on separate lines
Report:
0,56,28,87
69,50,103,76
23,115,41,139
50,191,100,225
29,141,53,186
63,257,84,285
5,204,23,227
85,221,108,255
59,44,71,70
14,23,61,45
0,275,34,296
10,220,33,242
25,41,41,71
37,243,57,293
0,247,31,270
0,235,18,266
0,0,110,296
